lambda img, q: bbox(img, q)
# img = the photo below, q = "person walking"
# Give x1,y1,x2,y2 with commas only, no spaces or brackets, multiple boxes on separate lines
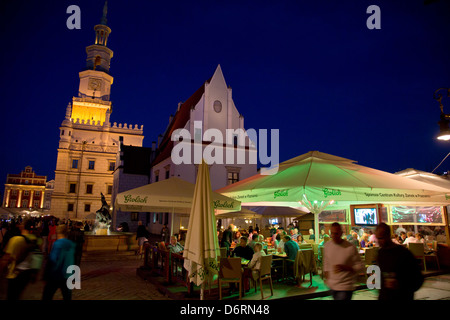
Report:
220,225,233,257
47,219,57,255
136,221,149,255
1,219,42,300
375,223,424,300
68,222,85,267
40,220,49,255
42,224,76,301
323,222,363,300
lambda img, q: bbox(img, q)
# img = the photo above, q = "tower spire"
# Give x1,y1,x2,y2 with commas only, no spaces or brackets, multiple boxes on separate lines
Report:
101,1,108,25
93,1,111,48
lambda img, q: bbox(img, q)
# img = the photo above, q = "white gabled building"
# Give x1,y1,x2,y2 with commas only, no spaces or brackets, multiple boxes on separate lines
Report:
147,65,258,234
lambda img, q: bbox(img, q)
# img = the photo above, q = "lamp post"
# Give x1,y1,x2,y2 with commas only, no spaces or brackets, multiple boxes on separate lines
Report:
434,88,450,141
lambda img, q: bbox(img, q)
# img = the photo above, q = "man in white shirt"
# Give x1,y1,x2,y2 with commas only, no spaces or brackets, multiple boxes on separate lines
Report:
248,243,266,281
324,222,363,300
403,232,417,246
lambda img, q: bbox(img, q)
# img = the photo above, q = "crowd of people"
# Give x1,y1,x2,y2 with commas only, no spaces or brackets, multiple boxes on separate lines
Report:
0,216,87,300
216,221,428,301
0,216,435,301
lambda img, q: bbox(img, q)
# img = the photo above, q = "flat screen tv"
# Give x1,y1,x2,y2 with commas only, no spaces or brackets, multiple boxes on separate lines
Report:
354,208,378,225
269,218,279,225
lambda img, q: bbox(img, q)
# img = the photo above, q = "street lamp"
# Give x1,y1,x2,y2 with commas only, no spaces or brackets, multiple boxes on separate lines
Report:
434,88,450,141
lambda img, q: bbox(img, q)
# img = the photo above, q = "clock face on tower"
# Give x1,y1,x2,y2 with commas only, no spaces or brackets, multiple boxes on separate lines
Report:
88,79,102,91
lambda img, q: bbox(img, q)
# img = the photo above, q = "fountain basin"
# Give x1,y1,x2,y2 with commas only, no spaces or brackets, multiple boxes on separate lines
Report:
83,231,138,252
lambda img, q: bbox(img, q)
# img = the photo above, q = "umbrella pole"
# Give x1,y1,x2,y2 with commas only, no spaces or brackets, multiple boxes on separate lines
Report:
170,207,174,237
315,214,319,245
200,282,205,300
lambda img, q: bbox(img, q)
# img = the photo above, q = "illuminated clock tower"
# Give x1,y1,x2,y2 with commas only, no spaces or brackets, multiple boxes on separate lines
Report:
50,2,144,220
72,1,113,125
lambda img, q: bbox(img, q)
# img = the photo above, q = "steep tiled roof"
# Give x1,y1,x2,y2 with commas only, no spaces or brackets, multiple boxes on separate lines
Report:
152,81,206,166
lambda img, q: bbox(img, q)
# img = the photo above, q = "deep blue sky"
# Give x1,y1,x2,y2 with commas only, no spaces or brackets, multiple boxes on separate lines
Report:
0,0,449,188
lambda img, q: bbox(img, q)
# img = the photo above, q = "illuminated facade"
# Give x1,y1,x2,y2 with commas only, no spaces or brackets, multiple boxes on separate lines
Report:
3,166,47,210
50,3,144,219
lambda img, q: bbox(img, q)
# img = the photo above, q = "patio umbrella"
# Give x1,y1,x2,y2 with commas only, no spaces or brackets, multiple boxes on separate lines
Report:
115,177,240,235
183,160,220,300
217,151,450,244
0,207,13,219
215,207,261,220
115,177,240,214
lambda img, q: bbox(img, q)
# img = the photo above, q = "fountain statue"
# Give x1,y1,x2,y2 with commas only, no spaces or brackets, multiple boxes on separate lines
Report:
94,192,112,235
83,193,138,252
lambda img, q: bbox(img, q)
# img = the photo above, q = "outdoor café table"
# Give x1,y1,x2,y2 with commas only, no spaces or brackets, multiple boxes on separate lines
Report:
240,258,250,266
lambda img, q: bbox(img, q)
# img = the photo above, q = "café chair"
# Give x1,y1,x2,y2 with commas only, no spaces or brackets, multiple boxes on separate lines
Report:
299,248,315,287
425,241,440,270
409,242,439,272
252,255,274,299
219,257,243,300
220,247,228,259
362,247,379,281
317,246,324,279
408,243,426,271
364,247,379,266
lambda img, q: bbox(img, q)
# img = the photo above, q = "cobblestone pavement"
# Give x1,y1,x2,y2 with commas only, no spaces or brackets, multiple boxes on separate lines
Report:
1,251,449,301
3,255,172,300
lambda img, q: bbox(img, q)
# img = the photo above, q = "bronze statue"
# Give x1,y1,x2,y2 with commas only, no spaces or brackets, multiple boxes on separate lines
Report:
96,192,111,225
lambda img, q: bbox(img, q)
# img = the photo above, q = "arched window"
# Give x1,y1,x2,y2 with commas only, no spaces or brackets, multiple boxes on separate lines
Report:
213,100,222,113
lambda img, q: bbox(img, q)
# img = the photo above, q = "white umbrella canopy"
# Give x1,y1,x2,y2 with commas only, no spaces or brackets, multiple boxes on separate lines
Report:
115,177,240,214
215,207,262,220
250,206,309,218
395,168,450,190
217,151,450,243
0,207,13,219
217,151,450,208
183,160,221,300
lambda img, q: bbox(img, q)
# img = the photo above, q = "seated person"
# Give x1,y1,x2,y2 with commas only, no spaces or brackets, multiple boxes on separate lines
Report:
391,234,401,245
349,232,359,248
233,231,242,244
318,234,330,263
403,232,417,246
283,235,300,261
257,234,268,250
297,234,308,244
399,231,407,244
415,233,433,253
232,236,254,261
360,233,370,248
168,235,184,254
276,231,288,252
290,228,299,241
274,233,283,251
248,233,259,250
247,243,266,281
308,228,315,241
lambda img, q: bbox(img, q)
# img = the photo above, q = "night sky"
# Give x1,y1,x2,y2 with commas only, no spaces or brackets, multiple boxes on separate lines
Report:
0,0,449,189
